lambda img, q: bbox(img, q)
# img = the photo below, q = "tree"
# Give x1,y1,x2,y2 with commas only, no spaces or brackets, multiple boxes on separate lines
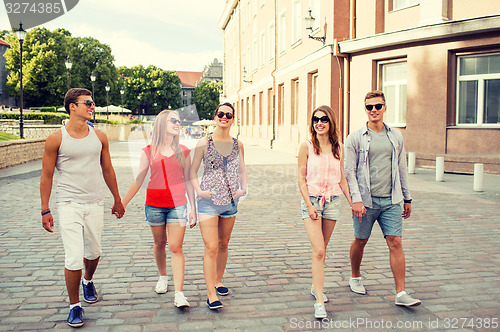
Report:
118,65,182,115
191,80,222,120
4,28,117,108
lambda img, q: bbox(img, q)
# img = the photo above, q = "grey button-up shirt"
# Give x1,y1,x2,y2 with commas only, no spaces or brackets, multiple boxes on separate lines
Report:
344,123,411,208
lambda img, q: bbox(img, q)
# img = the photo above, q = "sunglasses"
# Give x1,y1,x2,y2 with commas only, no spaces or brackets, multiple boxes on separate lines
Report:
74,100,95,108
169,118,181,125
217,111,233,119
312,115,329,124
365,103,385,111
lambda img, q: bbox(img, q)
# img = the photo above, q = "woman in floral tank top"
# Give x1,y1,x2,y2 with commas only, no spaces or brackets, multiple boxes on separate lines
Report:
297,105,353,318
190,102,247,310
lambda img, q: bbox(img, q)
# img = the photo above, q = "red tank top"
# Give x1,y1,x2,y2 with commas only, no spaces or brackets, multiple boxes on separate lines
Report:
143,144,190,208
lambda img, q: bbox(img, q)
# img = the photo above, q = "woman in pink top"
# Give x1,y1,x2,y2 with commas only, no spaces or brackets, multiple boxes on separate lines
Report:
298,105,352,319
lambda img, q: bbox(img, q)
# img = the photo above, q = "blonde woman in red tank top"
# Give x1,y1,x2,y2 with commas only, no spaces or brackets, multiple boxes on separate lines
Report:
121,110,196,308
297,105,353,319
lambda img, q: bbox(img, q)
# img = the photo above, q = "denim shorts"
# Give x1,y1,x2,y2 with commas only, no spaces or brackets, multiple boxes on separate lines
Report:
197,198,238,218
144,204,187,226
352,196,402,239
301,196,340,220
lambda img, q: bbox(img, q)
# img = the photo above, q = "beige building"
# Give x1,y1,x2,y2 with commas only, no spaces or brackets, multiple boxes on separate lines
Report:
220,0,500,173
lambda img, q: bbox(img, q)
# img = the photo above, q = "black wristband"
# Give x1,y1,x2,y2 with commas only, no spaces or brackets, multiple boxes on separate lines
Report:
41,209,51,216
404,199,412,204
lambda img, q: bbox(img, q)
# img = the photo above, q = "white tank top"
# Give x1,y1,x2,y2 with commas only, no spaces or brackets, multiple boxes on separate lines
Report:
56,126,103,203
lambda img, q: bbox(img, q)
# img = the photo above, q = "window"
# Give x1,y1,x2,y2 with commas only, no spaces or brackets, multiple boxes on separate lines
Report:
253,39,258,72
308,71,318,121
268,23,275,61
260,31,266,68
291,78,299,125
380,61,407,126
278,84,285,125
267,88,273,125
246,97,250,126
457,53,500,126
247,1,251,26
259,91,263,125
252,95,256,125
309,0,321,31
292,0,302,43
392,0,419,11
279,10,287,55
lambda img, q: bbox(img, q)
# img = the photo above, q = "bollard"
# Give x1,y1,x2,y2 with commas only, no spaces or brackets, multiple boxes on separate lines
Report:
436,157,444,182
474,163,484,192
408,152,416,174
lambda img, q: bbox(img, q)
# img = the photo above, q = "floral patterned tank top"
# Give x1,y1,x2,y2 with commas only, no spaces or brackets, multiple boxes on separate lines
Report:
198,135,240,205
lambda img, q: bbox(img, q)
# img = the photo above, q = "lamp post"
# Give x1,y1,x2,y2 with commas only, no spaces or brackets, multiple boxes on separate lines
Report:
105,83,110,120
16,22,26,139
305,8,326,44
137,95,142,119
120,89,124,114
65,55,72,90
90,71,96,122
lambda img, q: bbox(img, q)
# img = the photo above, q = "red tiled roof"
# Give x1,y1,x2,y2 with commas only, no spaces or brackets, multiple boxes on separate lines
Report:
176,71,203,88
0,39,10,47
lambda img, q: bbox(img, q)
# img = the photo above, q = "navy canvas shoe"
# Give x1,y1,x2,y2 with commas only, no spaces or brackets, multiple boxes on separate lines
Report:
207,299,223,310
215,286,229,296
67,306,84,327
82,281,98,303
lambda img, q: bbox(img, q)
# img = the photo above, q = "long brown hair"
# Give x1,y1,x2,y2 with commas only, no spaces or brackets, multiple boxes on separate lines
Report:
309,105,340,159
150,110,185,168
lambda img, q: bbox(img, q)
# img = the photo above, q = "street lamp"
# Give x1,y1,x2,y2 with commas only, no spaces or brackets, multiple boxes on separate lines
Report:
305,8,326,44
90,71,96,122
16,22,26,139
120,89,124,114
65,55,72,89
105,83,110,120
137,95,142,118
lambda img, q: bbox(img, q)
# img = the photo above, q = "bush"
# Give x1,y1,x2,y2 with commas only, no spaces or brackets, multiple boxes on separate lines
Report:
0,112,69,124
128,118,143,124
38,106,58,113
90,119,116,125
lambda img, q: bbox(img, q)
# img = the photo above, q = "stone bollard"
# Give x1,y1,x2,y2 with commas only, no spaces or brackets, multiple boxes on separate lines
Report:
408,152,416,174
474,163,484,192
436,156,444,182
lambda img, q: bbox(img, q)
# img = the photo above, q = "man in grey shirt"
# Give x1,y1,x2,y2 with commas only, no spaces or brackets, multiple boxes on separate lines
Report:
344,90,420,307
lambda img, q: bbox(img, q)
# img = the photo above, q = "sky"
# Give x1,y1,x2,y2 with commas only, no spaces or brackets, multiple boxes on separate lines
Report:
0,0,225,72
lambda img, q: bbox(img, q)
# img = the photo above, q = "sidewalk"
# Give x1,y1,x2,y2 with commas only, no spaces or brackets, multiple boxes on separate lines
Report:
0,140,499,331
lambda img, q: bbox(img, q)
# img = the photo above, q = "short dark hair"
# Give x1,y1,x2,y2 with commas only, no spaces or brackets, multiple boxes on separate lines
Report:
214,102,235,117
64,88,92,114
364,90,386,103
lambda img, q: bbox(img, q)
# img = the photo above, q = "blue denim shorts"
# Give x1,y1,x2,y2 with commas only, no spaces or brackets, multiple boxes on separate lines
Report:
352,196,402,239
144,204,187,226
301,196,340,220
197,198,238,218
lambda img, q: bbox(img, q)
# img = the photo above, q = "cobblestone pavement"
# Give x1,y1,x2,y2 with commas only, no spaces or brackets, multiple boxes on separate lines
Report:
0,138,499,331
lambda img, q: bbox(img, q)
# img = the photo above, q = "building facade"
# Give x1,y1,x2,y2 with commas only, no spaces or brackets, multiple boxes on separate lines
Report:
201,58,224,83
176,71,203,106
220,0,500,173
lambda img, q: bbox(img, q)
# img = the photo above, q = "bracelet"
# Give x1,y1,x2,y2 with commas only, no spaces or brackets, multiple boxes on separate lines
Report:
41,209,51,216
404,199,412,204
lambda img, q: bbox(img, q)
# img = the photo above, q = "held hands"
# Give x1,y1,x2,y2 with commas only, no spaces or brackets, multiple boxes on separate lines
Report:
197,190,215,199
402,202,412,219
42,213,54,233
352,202,366,222
112,200,125,218
307,205,319,221
188,210,197,228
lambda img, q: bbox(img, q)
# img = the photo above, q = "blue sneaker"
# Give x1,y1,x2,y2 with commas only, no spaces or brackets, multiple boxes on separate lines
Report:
82,281,98,303
67,306,84,327
215,286,229,296
207,298,223,310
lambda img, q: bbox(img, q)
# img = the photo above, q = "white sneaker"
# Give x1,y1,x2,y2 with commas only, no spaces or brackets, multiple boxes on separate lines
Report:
349,277,366,294
395,292,421,307
155,276,168,294
174,291,190,307
310,289,329,303
314,303,327,319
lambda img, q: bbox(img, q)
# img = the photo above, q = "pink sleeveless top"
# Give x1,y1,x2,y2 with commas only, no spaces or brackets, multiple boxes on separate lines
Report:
306,140,342,205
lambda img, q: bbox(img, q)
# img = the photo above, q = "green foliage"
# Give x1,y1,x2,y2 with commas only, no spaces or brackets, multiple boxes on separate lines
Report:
91,119,115,124
192,81,222,120
0,112,68,124
118,65,182,115
4,27,117,108
0,132,20,141
128,118,143,124
38,106,57,113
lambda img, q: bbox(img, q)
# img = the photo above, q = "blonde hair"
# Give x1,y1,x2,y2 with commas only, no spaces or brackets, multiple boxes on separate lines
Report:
150,110,185,168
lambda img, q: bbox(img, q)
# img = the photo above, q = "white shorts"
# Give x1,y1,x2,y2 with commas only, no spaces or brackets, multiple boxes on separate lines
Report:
58,200,104,270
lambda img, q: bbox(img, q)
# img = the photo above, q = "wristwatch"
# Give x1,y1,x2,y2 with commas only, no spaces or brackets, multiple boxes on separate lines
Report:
404,199,412,204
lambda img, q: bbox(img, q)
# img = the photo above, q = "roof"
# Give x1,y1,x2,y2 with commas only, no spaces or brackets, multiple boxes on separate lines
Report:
176,71,203,88
0,39,10,47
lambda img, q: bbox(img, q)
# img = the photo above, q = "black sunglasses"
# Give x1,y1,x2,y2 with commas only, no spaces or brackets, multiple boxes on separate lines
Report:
169,118,181,125
74,100,95,108
217,111,233,119
365,103,385,111
312,115,329,124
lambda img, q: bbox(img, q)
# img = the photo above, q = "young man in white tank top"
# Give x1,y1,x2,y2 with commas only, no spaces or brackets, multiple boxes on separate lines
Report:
40,88,125,328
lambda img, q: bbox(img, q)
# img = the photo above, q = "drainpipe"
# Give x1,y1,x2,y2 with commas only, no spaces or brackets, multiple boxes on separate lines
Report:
269,0,278,149
236,0,242,140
